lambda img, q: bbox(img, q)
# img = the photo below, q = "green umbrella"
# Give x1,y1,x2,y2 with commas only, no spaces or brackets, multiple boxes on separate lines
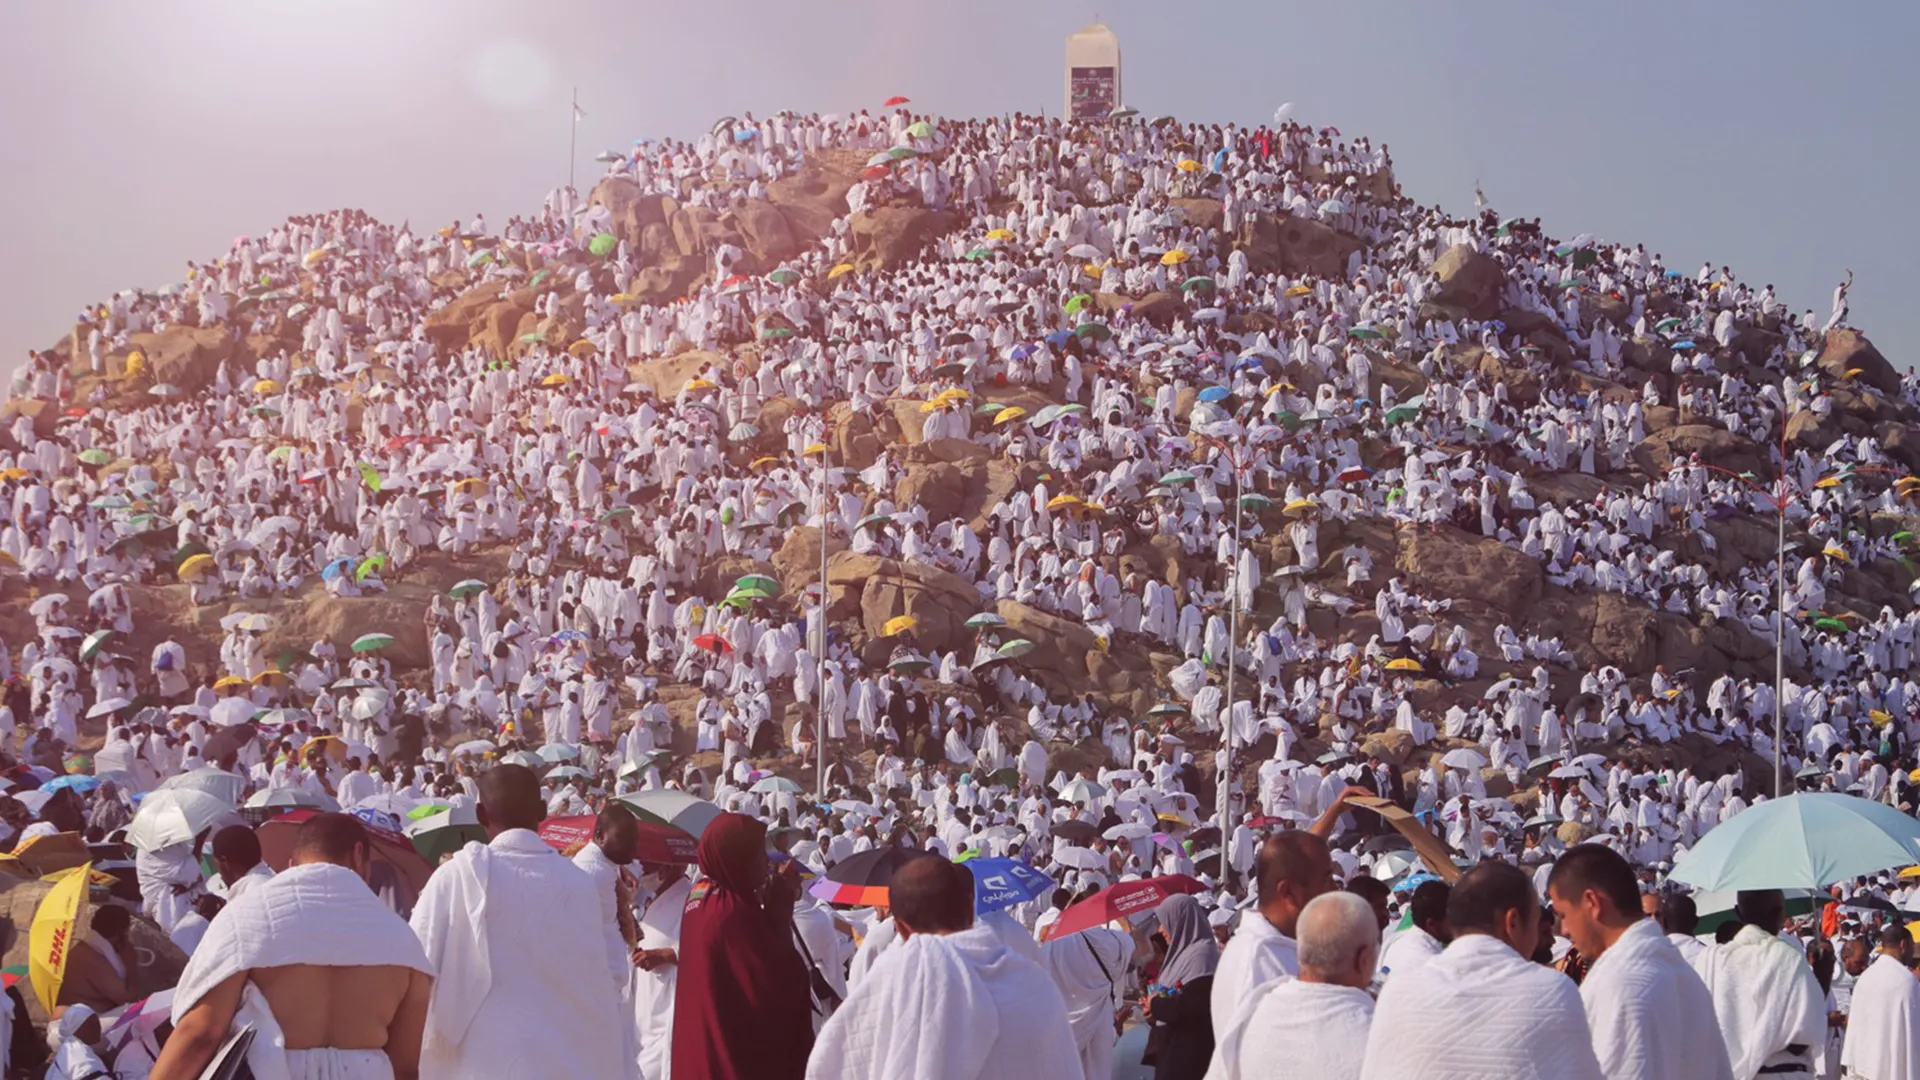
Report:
996,639,1035,659
530,268,552,288
1347,326,1385,340
1182,277,1215,292
354,553,387,582
598,506,634,524
1239,493,1275,511
351,633,396,653
1074,322,1112,340
250,404,280,417
1384,404,1421,425
1669,793,1920,890
449,579,488,600
905,121,934,138
767,268,801,285
1813,617,1849,633
80,629,113,661
1159,470,1197,485
1654,317,1685,333
856,514,893,531
268,445,295,461
729,585,774,602
736,574,779,594
964,248,993,261
1064,293,1094,316
761,327,795,340
1148,702,1186,717
405,806,486,862
588,233,618,257
1893,531,1915,545
1571,249,1599,269
89,495,130,510
965,612,1007,629
465,250,494,268
886,146,918,161
78,449,112,466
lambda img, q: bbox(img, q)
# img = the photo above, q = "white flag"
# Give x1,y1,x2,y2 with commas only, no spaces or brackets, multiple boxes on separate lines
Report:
573,103,586,123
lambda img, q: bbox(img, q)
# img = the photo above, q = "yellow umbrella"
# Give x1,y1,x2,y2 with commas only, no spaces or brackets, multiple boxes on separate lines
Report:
176,553,217,580
568,339,598,357
1046,494,1084,510
1160,250,1190,266
453,478,487,494
683,378,718,392
301,734,349,762
1283,499,1319,516
29,861,89,1013
828,264,855,280
918,398,949,413
1384,658,1423,672
883,615,918,636
253,670,290,686
985,228,1015,242
302,249,328,267
213,676,250,691
804,442,829,457
1083,263,1104,280
540,373,572,387
610,293,638,303
1813,476,1842,489
1284,285,1313,298
253,379,280,394
993,407,1028,427
1844,367,1864,380
1176,159,1202,173
1822,546,1850,562
0,468,27,480
750,456,780,470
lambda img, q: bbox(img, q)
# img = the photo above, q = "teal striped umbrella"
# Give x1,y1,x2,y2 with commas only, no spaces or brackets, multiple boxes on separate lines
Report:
1669,793,1920,890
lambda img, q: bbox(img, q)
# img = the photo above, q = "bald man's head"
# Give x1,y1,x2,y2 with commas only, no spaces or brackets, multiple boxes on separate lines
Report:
889,855,971,938
477,764,545,836
1254,830,1336,935
1296,891,1380,989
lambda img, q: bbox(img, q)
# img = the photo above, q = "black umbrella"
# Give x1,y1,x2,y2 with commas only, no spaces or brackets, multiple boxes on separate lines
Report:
1359,833,1413,856
1841,896,1900,915
1052,820,1099,843
815,845,937,905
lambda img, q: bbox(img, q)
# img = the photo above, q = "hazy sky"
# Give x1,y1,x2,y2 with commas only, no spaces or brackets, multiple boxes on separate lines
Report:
4,1,1916,371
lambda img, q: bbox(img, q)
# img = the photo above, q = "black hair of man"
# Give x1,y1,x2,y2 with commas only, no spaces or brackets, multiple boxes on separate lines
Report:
1878,923,1910,953
478,763,546,835
90,904,132,940
291,812,372,867
1714,921,1741,944
1546,844,1641,917
1255,830,1332,906
1409,879,1453,934
888,855,971,935
1051,887,1073,910
1734,889,1787,935
1345,875,1390,908
210,824,262,870
1657,892,1698,937
595,802,641,865
1447,861,1537,937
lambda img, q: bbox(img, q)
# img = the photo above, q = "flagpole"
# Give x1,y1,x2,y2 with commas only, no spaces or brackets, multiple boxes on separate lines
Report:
569,87,578,192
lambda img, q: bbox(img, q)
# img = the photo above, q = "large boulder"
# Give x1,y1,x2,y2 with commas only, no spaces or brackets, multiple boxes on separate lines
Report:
849,206,961,271
1818,329,1900,396
995,600,1106,689
1095,290,1184,328
827,553,983,652
1588,593,1658,674
1784,408,1841,451
734,199,802,269
771,526,848,598
1168,198,1224,232
1430,246,1507,320
895,457,992,525
1396,524,1543,617
123,325,236,395
1234,212,1364,279
628,351,724,397
1632,424,1768,477
765,151,862,242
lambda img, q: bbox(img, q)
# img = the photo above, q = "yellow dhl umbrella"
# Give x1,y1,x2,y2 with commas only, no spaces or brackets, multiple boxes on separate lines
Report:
568,339,598,357
29,860,90,1013
254,379,281,394
540,373,572,387
683,378,718,392
1284,499,1319,516
453,477,487,494
1384,658,1423,672
1160,250,1190,266
828,264,856,280
993,406,1028,427
804,442,829,457
1284,284,1313,298
985,228,1015,242
176,553,217,580
1813,476,1843,489
1821,546,1850,562
750,456,780,470
883,615,918,636
1046,494,1084,510
919,398,957,413
213,676,251,691
1901,862,1920,876
1175,159,1202,173
935,387,972,401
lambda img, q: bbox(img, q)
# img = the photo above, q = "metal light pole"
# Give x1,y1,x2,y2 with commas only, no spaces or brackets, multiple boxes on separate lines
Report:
1220,454,1243,849
1773,493,1785,798
816,396,831,800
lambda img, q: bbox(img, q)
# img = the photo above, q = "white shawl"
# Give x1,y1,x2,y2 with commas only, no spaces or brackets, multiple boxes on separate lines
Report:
1578,919,1732,1080
1359,934,1604,1080
1209,978,1373,1080
1841,953,1920,1080
1691,924,1826,1080
1042,927,1132,1076
806,923,1081,1080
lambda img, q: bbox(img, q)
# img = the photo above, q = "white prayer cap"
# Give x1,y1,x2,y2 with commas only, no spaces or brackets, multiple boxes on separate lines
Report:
1207,906,1236,928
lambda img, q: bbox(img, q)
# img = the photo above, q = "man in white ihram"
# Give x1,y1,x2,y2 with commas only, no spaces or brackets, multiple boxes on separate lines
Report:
1207,890,1381,1080
1839,924,1920,1080
1692,889,1827,1080
805,856,1080,1080
1545,844,1732,1080
1041,905,1133,1080
408,764,626,1079
1360,862,1605,1080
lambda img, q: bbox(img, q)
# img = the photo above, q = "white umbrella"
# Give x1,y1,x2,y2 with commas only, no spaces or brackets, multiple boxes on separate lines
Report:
1066,243,1103,261
1057,778,1107,804
237,613,275,632
1053,846,1105,870
1103,822,1153,843
244,788,340,812
1548,765,1590,780
127,789,245,851
1440,748,1488,770
1370,850,1420,881
28,594,68,617
86,697,132,719
158,767,248,806
453,740,497,758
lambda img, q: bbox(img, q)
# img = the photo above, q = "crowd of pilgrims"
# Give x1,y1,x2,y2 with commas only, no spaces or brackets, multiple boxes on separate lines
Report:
0,103,1915,1079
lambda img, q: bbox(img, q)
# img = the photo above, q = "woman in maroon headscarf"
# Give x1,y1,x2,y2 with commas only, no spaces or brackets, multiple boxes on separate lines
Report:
671,811,815,1080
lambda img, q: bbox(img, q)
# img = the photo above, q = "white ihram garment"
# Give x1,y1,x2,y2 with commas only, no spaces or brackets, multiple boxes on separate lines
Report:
1578,919,1733,1080
1692,924,1827,1080
1840,953,1920,1080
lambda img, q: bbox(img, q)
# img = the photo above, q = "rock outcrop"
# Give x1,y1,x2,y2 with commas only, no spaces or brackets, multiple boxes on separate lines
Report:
1430,246,1507,319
